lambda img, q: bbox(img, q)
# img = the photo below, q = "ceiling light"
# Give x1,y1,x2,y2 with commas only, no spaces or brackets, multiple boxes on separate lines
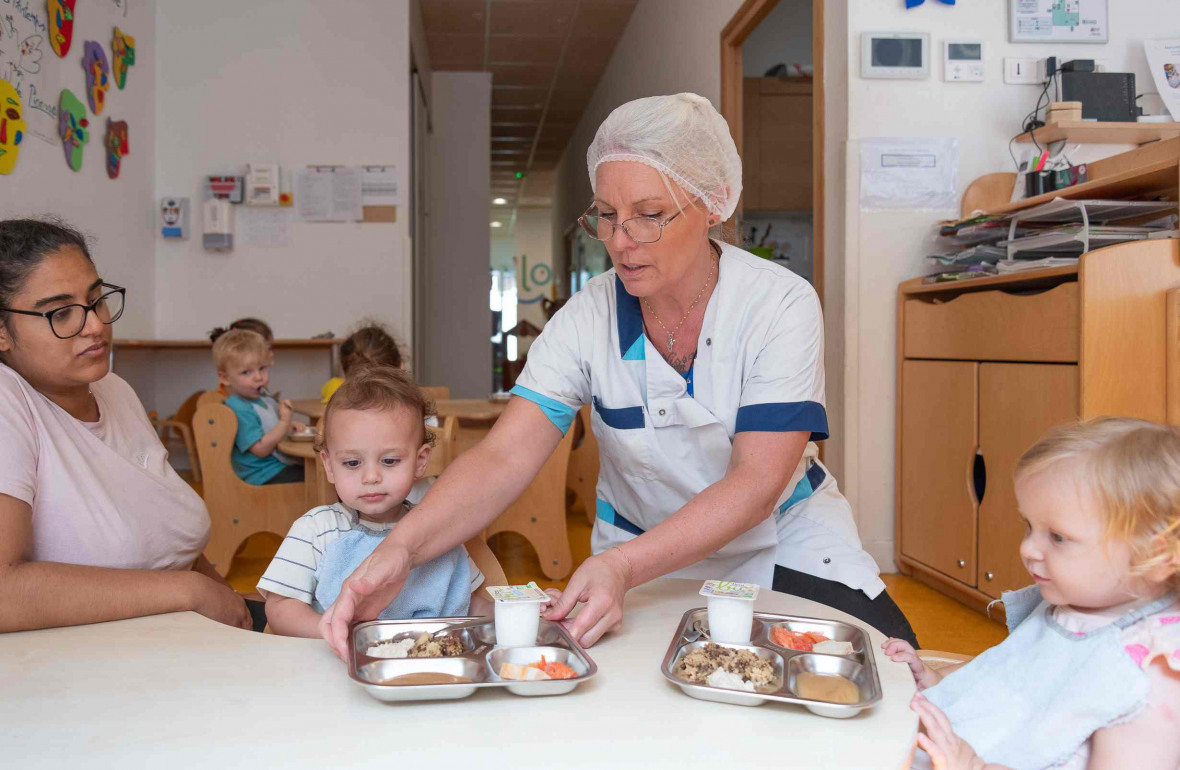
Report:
493,198,507,205
491,221,503,228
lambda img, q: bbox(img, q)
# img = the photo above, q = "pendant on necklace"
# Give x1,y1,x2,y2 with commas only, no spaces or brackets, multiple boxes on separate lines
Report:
667,333,675,352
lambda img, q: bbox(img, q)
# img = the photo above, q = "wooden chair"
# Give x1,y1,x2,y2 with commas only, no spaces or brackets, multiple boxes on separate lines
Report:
193,402,308,576
197,390,226,408
424,416,458,477
421,385,451,401
916,649,974,673
149,390,204,483
485,426,577,580
567,405,600,526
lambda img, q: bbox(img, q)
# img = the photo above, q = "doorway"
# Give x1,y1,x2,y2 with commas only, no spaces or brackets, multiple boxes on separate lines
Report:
721,0,825,299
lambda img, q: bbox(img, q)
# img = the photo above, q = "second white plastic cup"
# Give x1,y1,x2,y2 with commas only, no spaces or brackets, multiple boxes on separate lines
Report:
494,599,542,647
706,594,756,644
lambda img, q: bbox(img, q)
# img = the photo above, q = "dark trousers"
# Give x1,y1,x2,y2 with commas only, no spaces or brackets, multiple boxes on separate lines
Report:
263,464,305,485
244,598,268,633
772,565,920,648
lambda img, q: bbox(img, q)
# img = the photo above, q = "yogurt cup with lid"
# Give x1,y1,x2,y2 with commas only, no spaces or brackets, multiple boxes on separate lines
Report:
700,580,759,644
486,582,551,647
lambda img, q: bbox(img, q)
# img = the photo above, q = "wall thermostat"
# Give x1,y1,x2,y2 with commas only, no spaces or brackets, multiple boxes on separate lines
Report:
945,40,984,82
861,32,930,79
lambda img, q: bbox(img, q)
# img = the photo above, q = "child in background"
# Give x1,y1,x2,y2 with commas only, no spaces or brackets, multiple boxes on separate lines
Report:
211,318,274,397
322,321,403,403
212,329,305,486
259,366,490,637
884,417,1180,770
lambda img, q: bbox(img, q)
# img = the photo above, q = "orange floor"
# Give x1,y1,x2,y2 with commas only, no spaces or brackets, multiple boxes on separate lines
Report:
217,491,1005,657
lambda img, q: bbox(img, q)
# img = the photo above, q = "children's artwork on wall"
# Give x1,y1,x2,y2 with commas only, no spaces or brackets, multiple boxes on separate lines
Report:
57,88,88,170
0,80,27,174
104,118,127,179
18,35,44,74
81,41,110,114
111,27,134,89
161,198,190,239
48,0,76,58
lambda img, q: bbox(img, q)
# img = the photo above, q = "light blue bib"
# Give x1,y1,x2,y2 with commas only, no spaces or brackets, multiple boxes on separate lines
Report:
313,527,471,619
924,586,1177,770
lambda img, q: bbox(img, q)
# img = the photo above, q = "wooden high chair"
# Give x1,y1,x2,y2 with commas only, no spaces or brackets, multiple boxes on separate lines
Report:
485,425,577,580
193,401,308,576
421,385,451,401
149,390,205,484
424,416,459,478
566,405,600,526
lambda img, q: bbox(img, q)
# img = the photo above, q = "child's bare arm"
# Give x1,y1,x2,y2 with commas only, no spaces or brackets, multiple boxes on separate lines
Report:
882,638,945,690
248,401,295,458
1089,658,1180,770
264,593,323,637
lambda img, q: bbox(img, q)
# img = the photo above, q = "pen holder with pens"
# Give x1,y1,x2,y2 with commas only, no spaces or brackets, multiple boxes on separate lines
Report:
1024,163,1088,198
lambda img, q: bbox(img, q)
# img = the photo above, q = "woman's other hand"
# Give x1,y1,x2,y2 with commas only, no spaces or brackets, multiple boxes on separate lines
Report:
320,540,413,660
542,547,630,647
188,572,251,630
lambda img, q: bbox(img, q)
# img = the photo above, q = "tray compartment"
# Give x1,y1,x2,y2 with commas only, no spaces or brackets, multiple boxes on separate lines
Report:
785,654,878,719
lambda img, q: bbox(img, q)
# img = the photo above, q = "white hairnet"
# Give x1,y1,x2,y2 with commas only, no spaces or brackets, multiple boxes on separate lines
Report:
586,93,742,221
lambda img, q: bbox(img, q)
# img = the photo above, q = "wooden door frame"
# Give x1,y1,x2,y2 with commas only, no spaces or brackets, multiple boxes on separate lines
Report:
720,0,825,301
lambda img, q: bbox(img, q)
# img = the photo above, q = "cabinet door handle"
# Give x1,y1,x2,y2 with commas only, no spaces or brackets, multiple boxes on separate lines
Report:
985,571,995,581
973,451,987,505
957,559,967,568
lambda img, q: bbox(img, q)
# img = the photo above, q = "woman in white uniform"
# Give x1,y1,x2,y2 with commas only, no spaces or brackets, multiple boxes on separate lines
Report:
322,93,917,654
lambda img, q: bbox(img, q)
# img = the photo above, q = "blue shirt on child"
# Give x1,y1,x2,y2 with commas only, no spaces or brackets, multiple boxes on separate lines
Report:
224,394,297,485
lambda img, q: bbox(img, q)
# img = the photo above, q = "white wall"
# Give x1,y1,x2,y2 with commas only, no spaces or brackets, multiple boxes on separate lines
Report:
149,0,413,414
743,0,812,76
514,206,555,331
421,71,491,397
0,1,157,401
840,0,1180,571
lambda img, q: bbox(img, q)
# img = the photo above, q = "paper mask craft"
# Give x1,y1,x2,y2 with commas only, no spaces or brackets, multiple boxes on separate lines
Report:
0,80,27,175
48,0,76,58
111,27,135,90
58,89,89,171
82,42,110,115
105,119,128,179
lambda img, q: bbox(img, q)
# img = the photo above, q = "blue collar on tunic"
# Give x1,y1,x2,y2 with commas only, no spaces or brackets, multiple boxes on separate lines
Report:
615,274,645,360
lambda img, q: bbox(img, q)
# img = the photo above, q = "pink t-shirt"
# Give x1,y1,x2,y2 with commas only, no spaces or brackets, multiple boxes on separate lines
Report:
0,365,210,570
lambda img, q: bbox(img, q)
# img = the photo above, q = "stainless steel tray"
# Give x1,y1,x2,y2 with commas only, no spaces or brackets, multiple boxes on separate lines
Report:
660,608,883,718
349,617,598,702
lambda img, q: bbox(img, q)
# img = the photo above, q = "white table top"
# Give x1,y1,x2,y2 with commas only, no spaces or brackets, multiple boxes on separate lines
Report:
0,578,917,769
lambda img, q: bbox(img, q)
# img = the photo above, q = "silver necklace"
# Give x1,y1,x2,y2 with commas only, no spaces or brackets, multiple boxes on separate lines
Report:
642,257,717,353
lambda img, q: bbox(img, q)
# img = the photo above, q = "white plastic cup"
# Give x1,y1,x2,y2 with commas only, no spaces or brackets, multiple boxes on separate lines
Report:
494,599,542,647
706,594,756,644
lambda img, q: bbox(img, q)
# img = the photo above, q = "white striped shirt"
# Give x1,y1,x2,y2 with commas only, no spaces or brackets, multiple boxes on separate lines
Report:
257,500,483,613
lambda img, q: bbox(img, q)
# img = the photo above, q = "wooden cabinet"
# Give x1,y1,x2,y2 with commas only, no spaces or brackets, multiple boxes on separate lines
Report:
742,77,812,211
977,363,1078,599
900,361,978,584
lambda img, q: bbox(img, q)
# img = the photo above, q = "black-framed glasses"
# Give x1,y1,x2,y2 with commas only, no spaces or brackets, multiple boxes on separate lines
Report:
0,283,126,339
578,205,684,244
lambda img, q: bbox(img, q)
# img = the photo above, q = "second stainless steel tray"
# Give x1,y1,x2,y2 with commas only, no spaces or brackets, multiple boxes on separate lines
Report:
660,608,883,718
349,617,598,702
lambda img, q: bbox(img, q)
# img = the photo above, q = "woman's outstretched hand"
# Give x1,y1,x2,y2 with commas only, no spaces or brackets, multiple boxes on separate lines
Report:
542,547,631,647
320,541,413,660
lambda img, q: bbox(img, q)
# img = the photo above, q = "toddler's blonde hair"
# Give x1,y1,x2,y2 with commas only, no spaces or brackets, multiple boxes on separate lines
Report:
212,328,269,372
1015,417,1180,586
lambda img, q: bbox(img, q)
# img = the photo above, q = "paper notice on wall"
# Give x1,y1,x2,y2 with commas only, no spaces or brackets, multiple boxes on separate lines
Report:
293,167,363,222
361,165,400,206
1144,39,1180,122
238,207,292,247
859,137,959,212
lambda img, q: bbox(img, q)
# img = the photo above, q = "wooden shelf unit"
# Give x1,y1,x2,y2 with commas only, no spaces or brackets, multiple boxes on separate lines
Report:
1015,121,1180,146
896,139,1180,615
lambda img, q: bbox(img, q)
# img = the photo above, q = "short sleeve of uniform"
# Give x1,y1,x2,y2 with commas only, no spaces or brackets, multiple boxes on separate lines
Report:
225,397,265,453
0,375,39,505
256,513,322,602
510,292,593,434
734,281,829,441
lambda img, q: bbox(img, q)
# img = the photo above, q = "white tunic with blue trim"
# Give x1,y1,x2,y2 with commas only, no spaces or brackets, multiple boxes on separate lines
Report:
512,244,883,594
